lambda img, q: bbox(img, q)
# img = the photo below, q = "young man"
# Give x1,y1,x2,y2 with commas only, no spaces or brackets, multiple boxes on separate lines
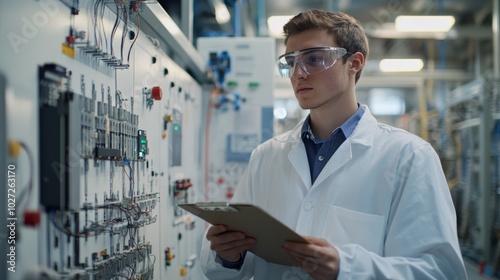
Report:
200,9,467,279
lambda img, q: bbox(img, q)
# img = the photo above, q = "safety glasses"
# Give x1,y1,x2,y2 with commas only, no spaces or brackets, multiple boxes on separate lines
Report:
276,47,350,78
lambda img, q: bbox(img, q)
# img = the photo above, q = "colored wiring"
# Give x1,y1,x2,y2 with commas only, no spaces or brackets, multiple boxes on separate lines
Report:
93,0,100,48
15,141,34,213
110,1,121,57
51,199,155,238
127,8,140,63
100,0,108,52
120,4,128,62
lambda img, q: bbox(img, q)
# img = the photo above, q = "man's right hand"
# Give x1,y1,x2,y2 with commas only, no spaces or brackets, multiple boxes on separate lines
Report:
206,225,256,262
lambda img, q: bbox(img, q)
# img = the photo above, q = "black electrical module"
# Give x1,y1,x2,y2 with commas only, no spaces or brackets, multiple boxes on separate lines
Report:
137,129,148,161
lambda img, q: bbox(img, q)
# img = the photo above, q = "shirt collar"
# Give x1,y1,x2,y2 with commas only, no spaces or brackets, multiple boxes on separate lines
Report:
301,103,365,141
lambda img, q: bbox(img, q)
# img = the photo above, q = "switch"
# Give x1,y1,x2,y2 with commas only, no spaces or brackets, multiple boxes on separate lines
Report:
23,210,41,227
226,187,234,199
143,86,162,109
151,86,162,100
180,266,187,277
8,140,21,157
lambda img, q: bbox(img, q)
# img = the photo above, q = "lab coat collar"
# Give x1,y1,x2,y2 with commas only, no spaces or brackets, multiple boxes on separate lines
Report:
283,105,377,190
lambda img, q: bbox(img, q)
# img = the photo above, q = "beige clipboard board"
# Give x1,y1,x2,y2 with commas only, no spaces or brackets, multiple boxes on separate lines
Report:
178,202,308,266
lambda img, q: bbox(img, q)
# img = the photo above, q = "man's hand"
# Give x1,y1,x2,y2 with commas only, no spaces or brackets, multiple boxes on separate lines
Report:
282,236,340,280
206,225,256,262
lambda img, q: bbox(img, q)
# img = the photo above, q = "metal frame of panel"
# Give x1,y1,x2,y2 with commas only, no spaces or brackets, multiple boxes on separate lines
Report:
0,72,7,280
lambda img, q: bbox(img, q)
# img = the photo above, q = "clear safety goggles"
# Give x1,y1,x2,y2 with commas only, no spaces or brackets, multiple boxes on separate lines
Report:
276,47,350,78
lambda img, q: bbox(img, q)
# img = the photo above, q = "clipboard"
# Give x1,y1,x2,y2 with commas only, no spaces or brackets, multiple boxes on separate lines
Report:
178,202,308,266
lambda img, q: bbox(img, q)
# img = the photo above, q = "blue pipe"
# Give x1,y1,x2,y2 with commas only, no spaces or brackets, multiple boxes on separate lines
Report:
256,0,265,36
231,0,241,37
438,0,448,149
461,131,468,184
493,120,500,187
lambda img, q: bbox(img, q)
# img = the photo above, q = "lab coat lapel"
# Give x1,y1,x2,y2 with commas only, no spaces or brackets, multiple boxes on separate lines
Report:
310,105,377,190
283,119,312,189
288,140,312,189
310,138,353,190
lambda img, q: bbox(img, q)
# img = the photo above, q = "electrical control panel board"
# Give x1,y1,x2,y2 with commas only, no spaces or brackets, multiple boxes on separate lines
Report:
0,1,206,279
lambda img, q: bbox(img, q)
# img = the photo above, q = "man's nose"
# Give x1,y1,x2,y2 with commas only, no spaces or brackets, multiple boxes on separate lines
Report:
291,61,308,80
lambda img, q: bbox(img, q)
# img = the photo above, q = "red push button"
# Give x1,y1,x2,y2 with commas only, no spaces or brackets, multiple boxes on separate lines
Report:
152,86,162,100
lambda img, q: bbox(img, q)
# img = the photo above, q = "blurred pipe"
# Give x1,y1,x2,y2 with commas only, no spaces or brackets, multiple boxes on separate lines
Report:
418,82,428,140
494,0,499,78
232,0,241,37
479,0,499,263
479,78,493,265
437,0,448,150
256,0,266,36
478,0,497,264
181,0,193,43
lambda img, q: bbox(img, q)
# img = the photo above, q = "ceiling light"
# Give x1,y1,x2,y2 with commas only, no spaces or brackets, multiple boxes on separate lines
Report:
267,15,293,38
274,107,287,119
395,16,455,32
213,0,230,24
379,59,424,72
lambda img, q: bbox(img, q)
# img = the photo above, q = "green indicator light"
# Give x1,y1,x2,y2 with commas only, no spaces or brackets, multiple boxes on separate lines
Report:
141,139,147,143
227,81,238,87
248,82,259,88
174,125,179,131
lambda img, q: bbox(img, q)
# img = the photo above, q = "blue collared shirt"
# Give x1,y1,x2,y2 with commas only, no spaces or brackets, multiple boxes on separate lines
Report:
301,104,365,184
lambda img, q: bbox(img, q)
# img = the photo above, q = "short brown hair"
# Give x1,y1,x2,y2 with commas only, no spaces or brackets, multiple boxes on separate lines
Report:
283,9,369,83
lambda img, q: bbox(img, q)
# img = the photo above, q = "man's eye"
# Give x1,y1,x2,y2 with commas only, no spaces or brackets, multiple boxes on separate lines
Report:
305,55,325,65
285,59,295,67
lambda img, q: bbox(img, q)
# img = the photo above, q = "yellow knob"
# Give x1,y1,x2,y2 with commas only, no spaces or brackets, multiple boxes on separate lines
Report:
8,140,21,157
180,266,187,276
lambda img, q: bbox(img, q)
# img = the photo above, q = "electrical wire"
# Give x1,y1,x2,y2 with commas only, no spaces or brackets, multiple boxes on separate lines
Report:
86,0,93,45
93,0,100,48
58,0,79,13
50,199,154,238
204,88,216,202
110,0,121,57
126,10,140,63
16,141,34,213
127,161,134,198
100,0,108,52
120,4,128,62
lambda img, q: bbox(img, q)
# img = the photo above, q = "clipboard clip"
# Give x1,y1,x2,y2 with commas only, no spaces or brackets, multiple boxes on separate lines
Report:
194,202,239,212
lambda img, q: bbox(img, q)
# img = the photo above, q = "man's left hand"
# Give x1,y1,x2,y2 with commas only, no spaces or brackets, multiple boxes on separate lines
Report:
282,236,340,280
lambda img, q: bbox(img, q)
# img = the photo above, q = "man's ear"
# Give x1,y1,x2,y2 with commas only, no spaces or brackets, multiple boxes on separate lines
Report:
348,52,364,76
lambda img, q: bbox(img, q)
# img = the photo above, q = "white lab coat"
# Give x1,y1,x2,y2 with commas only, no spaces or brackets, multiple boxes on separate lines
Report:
201,105,467,280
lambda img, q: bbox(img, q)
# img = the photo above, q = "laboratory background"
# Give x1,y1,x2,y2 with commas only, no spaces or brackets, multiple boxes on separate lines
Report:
0,0,499,279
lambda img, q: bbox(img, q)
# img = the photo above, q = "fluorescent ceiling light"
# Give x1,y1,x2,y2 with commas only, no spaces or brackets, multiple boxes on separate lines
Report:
379,59,424,72
213,0,230,24
395,16,455,32
273,107,287,119
267,15,293,38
